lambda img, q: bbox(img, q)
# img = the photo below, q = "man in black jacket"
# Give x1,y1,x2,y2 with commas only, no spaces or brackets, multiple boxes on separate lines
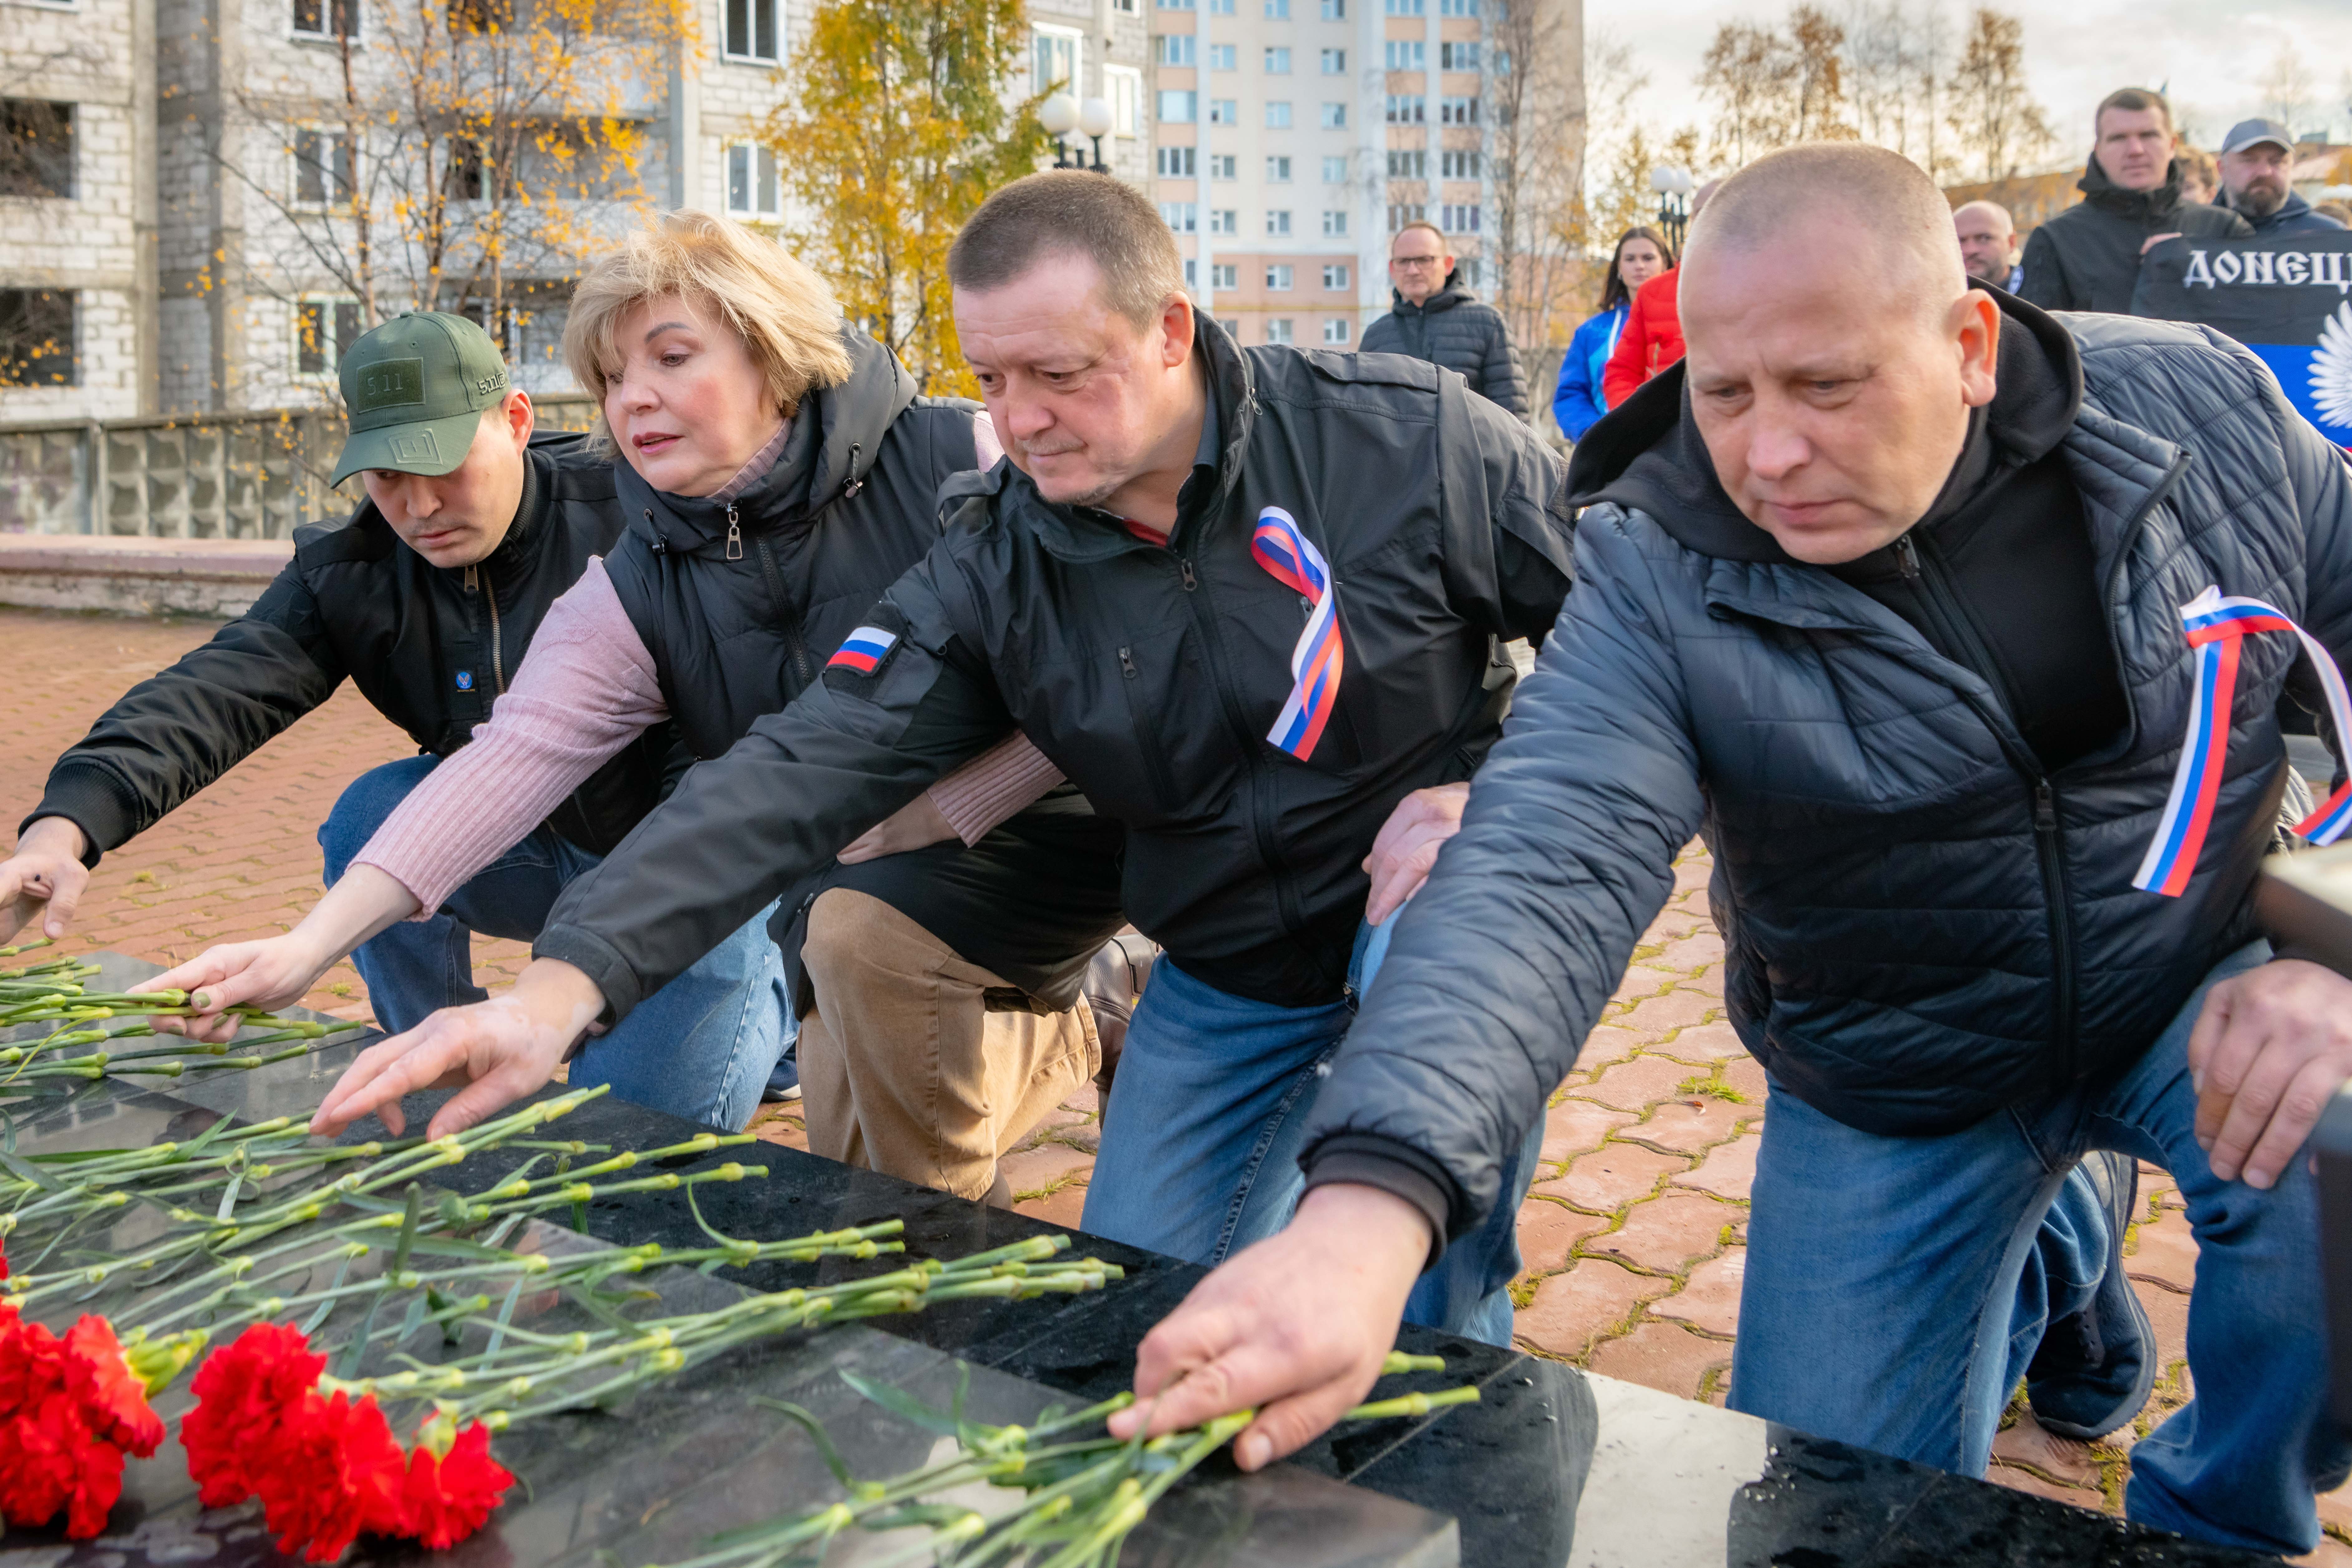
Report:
2020,87,2252,314
2216,118,2348,237
1163,145,2351,1551
0,312,790,1131
305,171,1577,1349
1359,220,1530,416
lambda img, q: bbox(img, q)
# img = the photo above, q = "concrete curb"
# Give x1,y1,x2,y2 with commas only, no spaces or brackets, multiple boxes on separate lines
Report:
0,534,291,618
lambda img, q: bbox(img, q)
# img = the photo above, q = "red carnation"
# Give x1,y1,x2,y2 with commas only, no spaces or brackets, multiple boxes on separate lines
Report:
400,1420,515,1548
64,1316,164,1456
0,1383,129,1537
182,1322,327,1507
253,1389,408,1563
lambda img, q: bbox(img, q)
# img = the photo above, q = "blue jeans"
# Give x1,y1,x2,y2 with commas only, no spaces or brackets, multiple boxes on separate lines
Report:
318,755,793,1132
1731,940,2352,1555
1081,915,1542,1346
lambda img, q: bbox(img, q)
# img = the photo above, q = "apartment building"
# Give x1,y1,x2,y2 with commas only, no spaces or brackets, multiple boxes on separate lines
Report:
2,0,1148,423
0,0,158,419
1149,0,1504,350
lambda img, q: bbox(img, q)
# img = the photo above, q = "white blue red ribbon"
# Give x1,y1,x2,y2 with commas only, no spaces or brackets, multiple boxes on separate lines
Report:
826,625,897,674
2133,586,2352,897
1251,506,1344,760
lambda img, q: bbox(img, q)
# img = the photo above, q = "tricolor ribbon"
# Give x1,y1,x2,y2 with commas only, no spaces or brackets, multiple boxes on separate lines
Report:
1251,506,1344,760
2132,585,2352,897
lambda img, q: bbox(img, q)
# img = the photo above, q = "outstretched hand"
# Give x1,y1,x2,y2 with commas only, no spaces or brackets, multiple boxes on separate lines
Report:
141,932,338,1042
309,957,607,1139
0,817,92,945
1106,1183,1431,1469
1362,783,1469,926
2188,957,2352,1190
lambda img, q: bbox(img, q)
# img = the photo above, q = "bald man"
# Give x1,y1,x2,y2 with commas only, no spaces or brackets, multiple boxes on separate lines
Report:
1124,142,2352,1556
1953,198,2022,291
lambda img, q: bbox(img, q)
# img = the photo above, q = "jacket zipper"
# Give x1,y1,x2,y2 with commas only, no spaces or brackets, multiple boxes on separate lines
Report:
1173,546,1311,949
724,502,744,561
1117,644,1182,807
459,562,507,697
1893,526,2076,1089
750,530,816,687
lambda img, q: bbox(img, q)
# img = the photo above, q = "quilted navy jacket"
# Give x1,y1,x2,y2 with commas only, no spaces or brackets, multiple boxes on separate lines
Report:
1303,293,2352,1241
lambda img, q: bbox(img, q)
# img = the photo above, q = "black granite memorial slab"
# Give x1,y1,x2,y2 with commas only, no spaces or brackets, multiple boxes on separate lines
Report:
0,955,2301,1568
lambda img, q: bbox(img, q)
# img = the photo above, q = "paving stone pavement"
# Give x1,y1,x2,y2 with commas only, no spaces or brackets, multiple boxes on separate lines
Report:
7,607,2346,1557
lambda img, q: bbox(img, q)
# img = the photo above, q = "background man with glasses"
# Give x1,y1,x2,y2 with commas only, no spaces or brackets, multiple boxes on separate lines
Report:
1359,220,1528,416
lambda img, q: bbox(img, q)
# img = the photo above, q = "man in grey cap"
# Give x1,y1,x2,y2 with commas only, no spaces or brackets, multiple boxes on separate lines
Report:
0,311,793,1130
2217,118,2344,236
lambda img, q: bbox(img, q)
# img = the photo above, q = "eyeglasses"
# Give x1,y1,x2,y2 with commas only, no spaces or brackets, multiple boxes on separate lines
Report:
1391,255,1444,268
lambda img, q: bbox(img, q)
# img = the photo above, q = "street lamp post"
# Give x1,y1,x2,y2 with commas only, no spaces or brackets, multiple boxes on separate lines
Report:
1650,163,1694,254
1041,92,1117,173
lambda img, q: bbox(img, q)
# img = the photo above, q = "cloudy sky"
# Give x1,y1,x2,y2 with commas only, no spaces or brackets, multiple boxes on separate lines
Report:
1591,0,2352,160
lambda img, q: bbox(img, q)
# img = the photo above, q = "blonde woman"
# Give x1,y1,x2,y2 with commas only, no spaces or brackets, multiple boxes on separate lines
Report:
157,212,1127,1192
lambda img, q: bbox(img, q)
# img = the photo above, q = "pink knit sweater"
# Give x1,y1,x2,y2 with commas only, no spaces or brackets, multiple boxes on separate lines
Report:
354,409,1065,916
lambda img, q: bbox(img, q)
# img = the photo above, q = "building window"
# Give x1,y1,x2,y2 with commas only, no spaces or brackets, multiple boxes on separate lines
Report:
1105,65,1143,135
0,290,73,385
721,0,775,57
1439,149,1480,179
1208,42,1235,69
1184,258,1196,286
1266,155,1291,182
1439,0,1476,13
294,298,361,376
1266,209,1292,237
1217,317,1243,337
1319,0,1344,16
1266,318,1294,344
289,127,353,207
0,101,74,198
1211,263,1237,289
291,0,357,37
1159,201,1197,233
1154,33,1194,65
1386,202,1426,231
1384,95,1424,124
1113,0,1138,12
1441,202,1480,231
443,138,485,201
1265,101,1292,129
1208,0,1232,14
1320,48,1344,73
1158,0,1195,10
1322,317,1350,343
1322,262,1350,288
1033,26,1082,95
1209,99,1237,125
1383,0,1422,12
1440,96,1479,125
1439,41,1478,69
1266,264,1293,289
1263,0,1288,15
1387,148,1426,177
1319,102,1346,128
1264,46,1291,73
1158,90,1197,123
1321,209,1347,236
1383,39,1421,69
1209,208,1237,235
1158,146,1197,178
1210,153,1237,179
1321,154,1347,182
726,143,780,218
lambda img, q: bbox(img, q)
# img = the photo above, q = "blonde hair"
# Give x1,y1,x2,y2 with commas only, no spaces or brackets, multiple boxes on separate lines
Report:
563,210,856,451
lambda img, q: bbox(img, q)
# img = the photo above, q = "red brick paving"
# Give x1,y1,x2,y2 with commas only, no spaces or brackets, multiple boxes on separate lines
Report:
13,607,2349,1548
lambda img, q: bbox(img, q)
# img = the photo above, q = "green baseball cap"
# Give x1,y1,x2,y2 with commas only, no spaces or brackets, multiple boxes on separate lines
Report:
330,312,512,485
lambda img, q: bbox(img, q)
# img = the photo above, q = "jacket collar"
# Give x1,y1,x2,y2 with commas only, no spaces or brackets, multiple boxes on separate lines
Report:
976,314,1259,564
2076,153,2187,222
1566,286,2087,566
1387,274,1473,318
616,325,917,555
2219,186,2316,231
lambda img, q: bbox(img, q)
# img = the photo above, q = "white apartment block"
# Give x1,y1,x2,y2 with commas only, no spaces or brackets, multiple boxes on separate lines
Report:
0,0,158,420
2,0,1149,423
1148,0,1507,350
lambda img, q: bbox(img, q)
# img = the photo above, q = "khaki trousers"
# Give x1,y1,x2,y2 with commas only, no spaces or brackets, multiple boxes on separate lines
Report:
796,887,1097,1202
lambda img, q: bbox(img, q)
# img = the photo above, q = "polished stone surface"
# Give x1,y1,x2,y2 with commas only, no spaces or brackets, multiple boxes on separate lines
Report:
0,956,2294,1568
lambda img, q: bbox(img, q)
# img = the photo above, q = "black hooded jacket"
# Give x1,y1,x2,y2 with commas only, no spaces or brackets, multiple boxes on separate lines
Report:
535,318,1576,1023
30,432,672,864
2019,156,2252,314
1294,292,2352,1248
598,327,1128,1008
1359,274,1530,417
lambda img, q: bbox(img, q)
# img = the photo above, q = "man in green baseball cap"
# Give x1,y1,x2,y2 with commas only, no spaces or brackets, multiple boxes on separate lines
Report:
2,308,792,1131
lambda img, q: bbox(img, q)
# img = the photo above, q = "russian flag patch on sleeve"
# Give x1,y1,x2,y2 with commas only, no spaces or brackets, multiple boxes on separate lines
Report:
827,626,899,674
